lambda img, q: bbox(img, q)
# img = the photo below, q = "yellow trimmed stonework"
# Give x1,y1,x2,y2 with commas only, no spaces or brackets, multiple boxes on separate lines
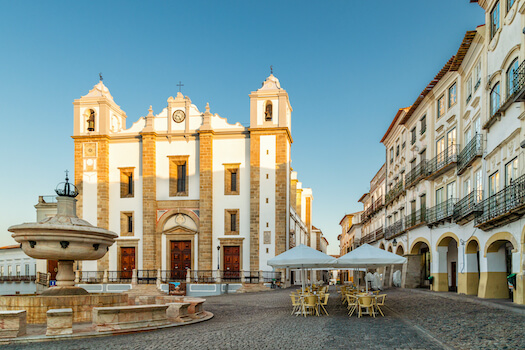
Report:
141,132,157,269
458,272,479,295
431,272,448,292
478,272,509,299
275,132,288,257
249,134,260,271
198,131,213,270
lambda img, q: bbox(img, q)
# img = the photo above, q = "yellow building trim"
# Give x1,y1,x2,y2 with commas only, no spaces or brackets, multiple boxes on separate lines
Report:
409,237,432,258
436,232,459,247
483,231,518,257
465,237,481,254
478,271,509,299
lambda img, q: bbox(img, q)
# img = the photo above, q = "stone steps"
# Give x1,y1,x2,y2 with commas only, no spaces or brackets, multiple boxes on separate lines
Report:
236,283,271,293
125,284,167,304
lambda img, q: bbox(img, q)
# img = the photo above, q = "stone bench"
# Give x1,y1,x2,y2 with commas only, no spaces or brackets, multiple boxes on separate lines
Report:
0,310,26,338
46,308,73,336
182,298,206,319
92,305,169,332
165,302,192,323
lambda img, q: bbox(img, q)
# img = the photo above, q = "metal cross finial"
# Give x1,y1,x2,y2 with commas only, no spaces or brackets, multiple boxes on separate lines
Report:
65,170,69,182
99,72,103,81
270,65,273,75
177,81,184,92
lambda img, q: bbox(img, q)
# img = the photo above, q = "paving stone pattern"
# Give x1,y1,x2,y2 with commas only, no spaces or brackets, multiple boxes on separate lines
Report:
6,287,525,350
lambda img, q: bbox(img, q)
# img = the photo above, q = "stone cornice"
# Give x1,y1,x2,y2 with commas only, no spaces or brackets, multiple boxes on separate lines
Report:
248,127,293,144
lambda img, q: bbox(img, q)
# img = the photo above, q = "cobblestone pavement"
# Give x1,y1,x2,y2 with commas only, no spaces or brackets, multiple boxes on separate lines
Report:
6,287,525,350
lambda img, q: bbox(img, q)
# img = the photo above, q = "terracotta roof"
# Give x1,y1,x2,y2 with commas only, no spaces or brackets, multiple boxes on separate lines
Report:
0,245,21,250
380,107,410,143
357,193,369,203
400,30,477,125
321,236,329,245
338,214,352,226
312,225,321,231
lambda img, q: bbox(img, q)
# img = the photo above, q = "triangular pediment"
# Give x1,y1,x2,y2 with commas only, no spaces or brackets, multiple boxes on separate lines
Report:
163,225,197,235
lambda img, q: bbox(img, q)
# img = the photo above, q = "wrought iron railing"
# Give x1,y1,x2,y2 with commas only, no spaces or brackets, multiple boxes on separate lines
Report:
385,178,404,205
373,196,384,214
107,270,133,283
427,145,459,177
404,209,427,230
261,271,282,283
222,270,242,282
457,135,483,175
137,269,157,284
507,60,525,101
453,190,483,223
159,270,187,283
475,174,525,226
405,160,428,189
374,226,384,240
384,220,404,240
243,271,260,283
427,198,458,225
0,275,36,283
79,271,104,283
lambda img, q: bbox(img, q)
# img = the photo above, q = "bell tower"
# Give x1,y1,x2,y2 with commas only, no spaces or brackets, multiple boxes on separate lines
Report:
249,74,293,271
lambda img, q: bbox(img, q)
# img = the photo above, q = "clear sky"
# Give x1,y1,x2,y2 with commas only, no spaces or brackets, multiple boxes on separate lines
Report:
0,1,484,254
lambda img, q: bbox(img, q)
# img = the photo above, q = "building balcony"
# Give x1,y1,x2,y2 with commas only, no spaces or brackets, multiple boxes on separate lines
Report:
474,174,525,230
452,190,483,225
457,135,483,175
405,160,428,189
426,145,459,180
374,226,384,240
404,209,427,231
427,198,458,226
385,220,404,240
372,195,384,215
0,275,36,283
483,61,525,130
359,226,383,245
385,178,405,206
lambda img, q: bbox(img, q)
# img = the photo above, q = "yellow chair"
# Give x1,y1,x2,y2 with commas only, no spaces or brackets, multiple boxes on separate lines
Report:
358,296,376,318
290,294,302,316
319,293,329,316
303,295,319,317
374,294,386,317
346,294,359,317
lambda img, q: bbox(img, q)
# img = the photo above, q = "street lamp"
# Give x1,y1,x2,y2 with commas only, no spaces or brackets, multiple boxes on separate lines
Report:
217,245,220,270
392,238,397,247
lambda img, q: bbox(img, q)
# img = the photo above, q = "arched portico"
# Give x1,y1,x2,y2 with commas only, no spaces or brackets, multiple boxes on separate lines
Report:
406,238,431,288
433,233,459,292
479,232,517,299
458,238,481,296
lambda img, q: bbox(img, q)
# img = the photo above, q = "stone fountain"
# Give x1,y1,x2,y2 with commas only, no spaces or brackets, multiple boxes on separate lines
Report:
2,175,127,324
9,175,118,295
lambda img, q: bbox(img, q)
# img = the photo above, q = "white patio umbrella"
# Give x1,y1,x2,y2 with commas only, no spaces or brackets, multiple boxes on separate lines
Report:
336,243,407,292
267,244,337,290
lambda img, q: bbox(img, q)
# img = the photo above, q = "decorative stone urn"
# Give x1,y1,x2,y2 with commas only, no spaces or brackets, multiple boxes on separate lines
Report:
8,175,118,295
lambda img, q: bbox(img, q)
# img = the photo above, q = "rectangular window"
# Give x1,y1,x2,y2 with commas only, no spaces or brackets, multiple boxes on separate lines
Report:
507,59,519,97
169,156,189,196
447,128,457,156
491,83,501,116
390,148,394,164
464,128,472,145
436,137,445,157
448,83,457,107
225,209,240,235
508,0,516,10
0,266,3,277
466,76,473,103
474,118,481,135
396,145,399,157
25,264,29,276
447,181,456,200
474,61,482,91
402,141,405,149
438,95,445,118
489,172,500,196
119,168,134,198
436,187,444,205
411,128,416,145
8,266,12,277
420,115,426,135
15,265,20,277
120,212,134,237
475,169,483,201
420,194,426,218
505,158,518,187
224,163,241,195
491,2,500,39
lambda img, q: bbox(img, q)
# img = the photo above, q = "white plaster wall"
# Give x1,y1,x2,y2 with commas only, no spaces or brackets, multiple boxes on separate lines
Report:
259,135,276,270
82,172,98,271
156,139,200,200
211,138,250,271
108,142,144,270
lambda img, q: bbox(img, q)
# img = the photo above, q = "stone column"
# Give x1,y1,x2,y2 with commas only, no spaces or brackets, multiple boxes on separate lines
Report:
433,246,449,292
102,269,108,284
403,254,422,289
96,137,110,271
131,269,137,286
186,269,191,283
140,132,157,270
198,130,214,270
275,132,288,257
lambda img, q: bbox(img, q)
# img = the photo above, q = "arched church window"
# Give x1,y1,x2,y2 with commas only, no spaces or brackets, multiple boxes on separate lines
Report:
264,101,273,121
86,109,96,131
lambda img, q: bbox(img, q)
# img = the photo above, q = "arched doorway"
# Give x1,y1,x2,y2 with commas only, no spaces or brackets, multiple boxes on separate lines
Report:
461,239,480,295
395,245,405,256
409,240,431,288
435,233,459,292
479,232,518,299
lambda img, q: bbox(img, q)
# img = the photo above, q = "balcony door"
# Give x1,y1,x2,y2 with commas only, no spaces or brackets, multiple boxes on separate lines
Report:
447,128,457,156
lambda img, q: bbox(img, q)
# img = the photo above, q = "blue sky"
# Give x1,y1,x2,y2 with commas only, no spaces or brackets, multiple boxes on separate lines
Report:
0,1,484,253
